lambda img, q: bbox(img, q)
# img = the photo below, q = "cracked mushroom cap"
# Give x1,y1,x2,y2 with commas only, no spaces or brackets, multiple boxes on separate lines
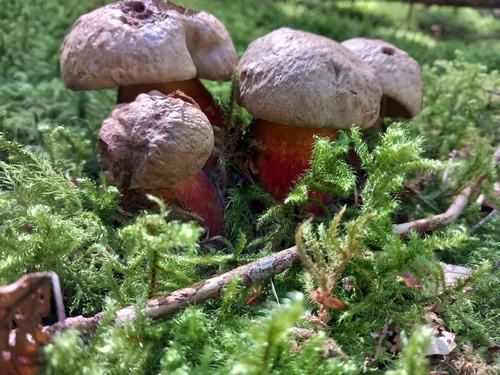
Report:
236,28,382,130
60,0,237,91
97,91,214,190
341,38,423,118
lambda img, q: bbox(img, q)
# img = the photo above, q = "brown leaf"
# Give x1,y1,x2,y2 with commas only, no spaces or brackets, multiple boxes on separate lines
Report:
0,272,65,375
424,306,457,356
399,262,471,291
399,272,423,289
311,289,349,311
387,324,403,354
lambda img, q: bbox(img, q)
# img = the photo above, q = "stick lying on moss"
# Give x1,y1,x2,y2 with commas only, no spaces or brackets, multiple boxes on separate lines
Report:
44,246,300,335
394,147,500,236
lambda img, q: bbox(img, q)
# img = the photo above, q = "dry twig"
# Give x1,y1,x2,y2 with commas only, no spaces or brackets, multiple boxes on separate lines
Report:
394,147,500,236
45,246,300,335
363,310,390,372
393,178,485,236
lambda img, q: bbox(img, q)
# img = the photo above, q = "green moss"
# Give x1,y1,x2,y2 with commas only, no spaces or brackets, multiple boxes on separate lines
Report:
1,1,499,373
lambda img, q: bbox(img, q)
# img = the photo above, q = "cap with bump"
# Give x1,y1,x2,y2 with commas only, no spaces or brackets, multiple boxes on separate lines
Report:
97,91,214,190
236,28,382,130
341,38,422,118
61,0,237,91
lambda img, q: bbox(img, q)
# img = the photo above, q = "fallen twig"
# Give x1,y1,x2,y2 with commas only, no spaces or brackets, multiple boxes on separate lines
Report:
393,178,485,236
394,147,500,236
45,246,300,335
470,209,498,233
363,310,390,372
404,0,500,8
487,89,500,96
469,34,500,42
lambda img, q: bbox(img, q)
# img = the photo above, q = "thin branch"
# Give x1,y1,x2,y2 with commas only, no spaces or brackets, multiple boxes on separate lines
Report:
402,0,500,8
470,209,498,233
469,34,500,42
363,310,390,372
394,147,500,236
393,178,484,235
44,246,300,335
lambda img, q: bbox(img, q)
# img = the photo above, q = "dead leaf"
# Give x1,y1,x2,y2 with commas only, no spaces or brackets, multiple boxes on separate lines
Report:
399,272,423,289
399,262,471,291
439,262,471,288
387,324,403,354
0,272,65,375
425,311,445,335
311,289,349,310
424,307,457,356
426,331,457,356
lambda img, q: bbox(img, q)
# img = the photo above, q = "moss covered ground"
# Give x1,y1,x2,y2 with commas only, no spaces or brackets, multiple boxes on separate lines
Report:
0,1,499,373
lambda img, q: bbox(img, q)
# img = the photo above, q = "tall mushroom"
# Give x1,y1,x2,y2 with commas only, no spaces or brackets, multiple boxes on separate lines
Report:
341,38,423,120
97,91,223,236
60,0,238,127
236,28,382,205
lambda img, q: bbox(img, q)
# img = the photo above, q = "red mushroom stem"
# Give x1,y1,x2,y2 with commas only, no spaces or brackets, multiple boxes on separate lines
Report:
251,119,336,212
150,171,223,236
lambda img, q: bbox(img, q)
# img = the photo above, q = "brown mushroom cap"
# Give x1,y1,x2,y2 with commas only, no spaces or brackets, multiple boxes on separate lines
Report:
156,1,237,81
236,28,382,130
97,91,214,190
60,0,237,91
341,38,423,118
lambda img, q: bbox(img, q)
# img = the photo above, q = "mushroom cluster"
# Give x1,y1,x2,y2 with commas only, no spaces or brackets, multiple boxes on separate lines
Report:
61,1,423,236
235,28,422,210
60,0,237,236
60,0,237,127
98,91,223,235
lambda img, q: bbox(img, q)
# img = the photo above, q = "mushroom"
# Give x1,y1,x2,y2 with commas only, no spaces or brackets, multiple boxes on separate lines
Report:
341,38,423,119
97,91,223,235
236,28,382,205
60,0,238,127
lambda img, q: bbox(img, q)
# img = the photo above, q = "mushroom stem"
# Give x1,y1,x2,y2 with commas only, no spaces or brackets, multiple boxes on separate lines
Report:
251,119,336,208
117,78,224,127
150,171,223,236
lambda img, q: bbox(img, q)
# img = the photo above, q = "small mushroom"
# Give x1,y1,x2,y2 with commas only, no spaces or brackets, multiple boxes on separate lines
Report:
60,0,238,127
97,91,223,235
341,38,423,119
236,28,382,205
